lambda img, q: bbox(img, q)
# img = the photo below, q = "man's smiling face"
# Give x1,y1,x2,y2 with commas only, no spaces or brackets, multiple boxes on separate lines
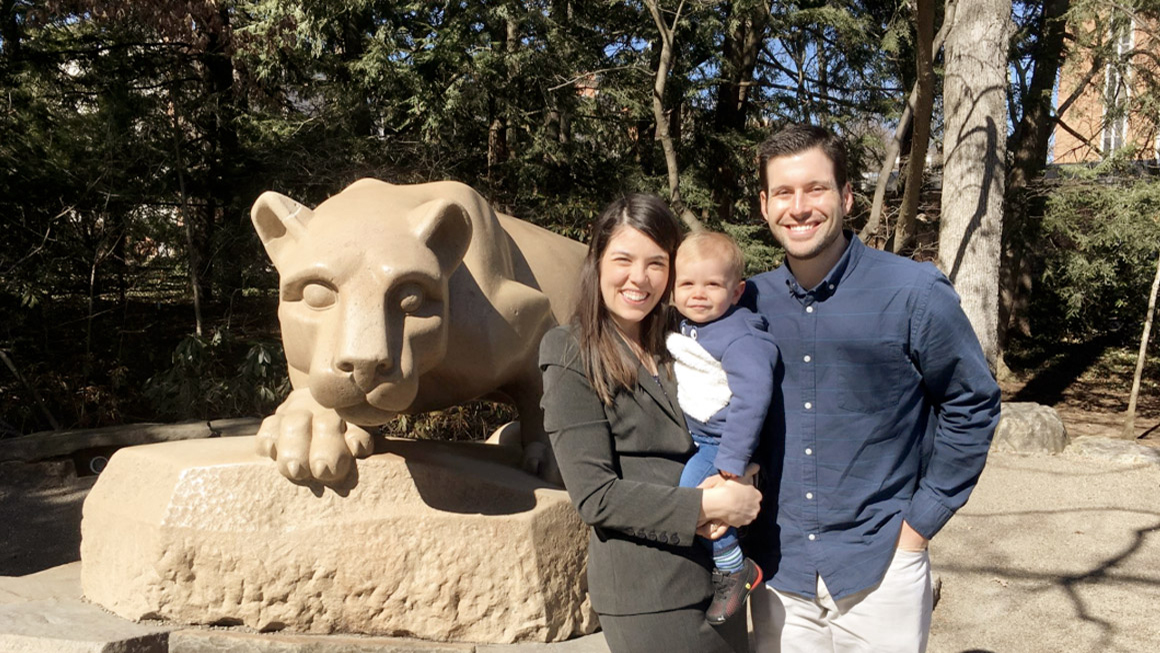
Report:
759,146,853,266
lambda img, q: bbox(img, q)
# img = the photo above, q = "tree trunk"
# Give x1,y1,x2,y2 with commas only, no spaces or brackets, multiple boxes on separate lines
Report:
643,0,702,231
1123,246,1160,439
170,83,204,337
487,16,518,180
0,0,23,76
892,0,936,255
197,4,242,303
860,0,956,244
0,349,61,431
938,0,1011,369
710,0,770,222
998,0,1071,373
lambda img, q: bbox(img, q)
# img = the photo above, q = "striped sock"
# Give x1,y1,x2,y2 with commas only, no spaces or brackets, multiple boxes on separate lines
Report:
714,544,744,573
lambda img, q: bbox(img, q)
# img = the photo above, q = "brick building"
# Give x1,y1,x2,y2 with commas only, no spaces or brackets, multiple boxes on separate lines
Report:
1053,13,1159,164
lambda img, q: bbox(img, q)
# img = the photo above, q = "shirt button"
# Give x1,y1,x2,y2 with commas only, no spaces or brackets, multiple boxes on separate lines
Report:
804,402,812,410
806,492,814,499
805,448,813,455
808,534,817,541
828,284,835,290
806,306,815,313
803,355,811,363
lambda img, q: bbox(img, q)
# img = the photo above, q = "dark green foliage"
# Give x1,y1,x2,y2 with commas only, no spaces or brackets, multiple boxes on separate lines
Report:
6,0,1131,434
142,330,290,421
1033,173,1160,341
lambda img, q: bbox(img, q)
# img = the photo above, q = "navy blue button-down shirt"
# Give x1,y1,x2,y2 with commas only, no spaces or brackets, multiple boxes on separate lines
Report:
742,233,1001,601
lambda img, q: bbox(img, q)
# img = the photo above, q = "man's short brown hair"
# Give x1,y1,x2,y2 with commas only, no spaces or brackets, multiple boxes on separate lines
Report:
757,124,849,192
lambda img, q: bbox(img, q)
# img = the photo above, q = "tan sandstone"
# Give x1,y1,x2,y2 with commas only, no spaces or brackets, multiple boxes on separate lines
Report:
80,437,596,644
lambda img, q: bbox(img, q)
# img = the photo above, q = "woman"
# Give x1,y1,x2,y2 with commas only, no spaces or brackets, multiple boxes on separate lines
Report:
539,194,762,653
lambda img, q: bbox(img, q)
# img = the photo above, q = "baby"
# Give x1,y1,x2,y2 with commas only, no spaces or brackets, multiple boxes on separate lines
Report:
668,231,781,625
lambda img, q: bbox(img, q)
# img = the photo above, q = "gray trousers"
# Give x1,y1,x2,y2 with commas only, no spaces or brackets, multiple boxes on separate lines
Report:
599,602,748,653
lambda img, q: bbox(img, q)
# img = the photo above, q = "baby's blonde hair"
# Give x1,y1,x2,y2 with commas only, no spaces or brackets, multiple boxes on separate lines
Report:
678,231,745,282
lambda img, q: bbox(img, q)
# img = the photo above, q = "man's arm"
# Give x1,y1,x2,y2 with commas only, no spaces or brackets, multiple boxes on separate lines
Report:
903,274,1002,541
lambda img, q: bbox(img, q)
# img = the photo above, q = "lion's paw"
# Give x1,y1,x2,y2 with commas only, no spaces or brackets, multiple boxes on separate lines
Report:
256,389,374,484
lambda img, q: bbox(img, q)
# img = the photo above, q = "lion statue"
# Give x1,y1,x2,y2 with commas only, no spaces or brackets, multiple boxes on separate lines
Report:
250,179,585,484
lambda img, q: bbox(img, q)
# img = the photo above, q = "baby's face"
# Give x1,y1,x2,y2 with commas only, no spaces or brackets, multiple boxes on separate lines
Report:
673,250,744,323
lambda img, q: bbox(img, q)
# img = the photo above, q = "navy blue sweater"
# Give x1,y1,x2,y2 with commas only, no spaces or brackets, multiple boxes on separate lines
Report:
674,306,782,477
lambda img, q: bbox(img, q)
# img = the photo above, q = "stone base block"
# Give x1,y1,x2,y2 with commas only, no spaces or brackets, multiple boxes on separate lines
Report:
81,437,596,644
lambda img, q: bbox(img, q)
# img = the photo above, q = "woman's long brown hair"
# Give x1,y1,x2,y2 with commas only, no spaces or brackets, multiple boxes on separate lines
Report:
573,194,682,404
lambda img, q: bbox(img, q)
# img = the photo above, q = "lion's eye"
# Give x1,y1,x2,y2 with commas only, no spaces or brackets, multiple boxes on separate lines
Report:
302,283,337,309
397,283,424,314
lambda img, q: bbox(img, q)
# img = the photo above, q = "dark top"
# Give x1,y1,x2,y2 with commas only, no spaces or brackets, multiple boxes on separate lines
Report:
539,325,712,615
676,306,782,477
742,232,1001,601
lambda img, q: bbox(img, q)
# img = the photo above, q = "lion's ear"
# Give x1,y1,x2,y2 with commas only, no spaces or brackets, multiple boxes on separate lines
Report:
408,199,473,275
251,191,313,265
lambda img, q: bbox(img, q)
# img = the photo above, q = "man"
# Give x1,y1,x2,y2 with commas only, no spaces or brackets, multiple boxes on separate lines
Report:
742,124,1001,652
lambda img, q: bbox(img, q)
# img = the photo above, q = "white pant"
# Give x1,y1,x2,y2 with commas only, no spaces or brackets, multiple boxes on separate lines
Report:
752,548,932,653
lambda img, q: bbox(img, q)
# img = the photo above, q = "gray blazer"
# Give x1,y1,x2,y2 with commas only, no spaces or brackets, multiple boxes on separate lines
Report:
539,326,713,616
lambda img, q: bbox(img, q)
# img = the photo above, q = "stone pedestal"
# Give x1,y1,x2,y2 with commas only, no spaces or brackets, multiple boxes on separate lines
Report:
80,437,596,644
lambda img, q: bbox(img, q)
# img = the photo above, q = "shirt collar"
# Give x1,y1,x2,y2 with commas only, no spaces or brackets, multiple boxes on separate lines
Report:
780,229,863,300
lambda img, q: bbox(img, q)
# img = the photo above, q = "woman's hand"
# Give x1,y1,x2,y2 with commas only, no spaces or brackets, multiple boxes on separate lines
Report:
697,463,762,530
696,520,728,540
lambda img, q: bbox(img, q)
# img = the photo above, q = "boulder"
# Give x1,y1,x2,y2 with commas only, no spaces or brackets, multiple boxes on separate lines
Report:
1066,436,1160,466
991,402,1069,454
81,437,596,644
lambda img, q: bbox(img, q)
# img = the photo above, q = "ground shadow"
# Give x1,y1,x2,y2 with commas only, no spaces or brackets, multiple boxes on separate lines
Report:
0,460,95,576
942,499,1160,653
1009,334,1119,406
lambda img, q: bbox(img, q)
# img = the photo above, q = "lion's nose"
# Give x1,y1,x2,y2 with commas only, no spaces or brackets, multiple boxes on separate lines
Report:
336,358,393,392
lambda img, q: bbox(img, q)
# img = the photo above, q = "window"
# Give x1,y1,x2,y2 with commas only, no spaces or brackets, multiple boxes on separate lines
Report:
1102,15,1133,155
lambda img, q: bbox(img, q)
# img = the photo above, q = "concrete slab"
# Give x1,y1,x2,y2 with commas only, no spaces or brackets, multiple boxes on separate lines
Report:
0,561,83,604
167,628,614,653
477,632,610,653
0,563,617,652
168,629,477,652
0,564,172,652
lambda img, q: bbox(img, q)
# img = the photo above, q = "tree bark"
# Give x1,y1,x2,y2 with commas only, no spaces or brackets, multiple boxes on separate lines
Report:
643,0,703,231
938,0,1011,369
1123,246,1160,439
170,81,203,337
860,0,956,244
196,3,243,302
892,0,937,255
0,349,61,431
710,0,770,222
0,0,22,67
998,0,1071,374
488,16,518,177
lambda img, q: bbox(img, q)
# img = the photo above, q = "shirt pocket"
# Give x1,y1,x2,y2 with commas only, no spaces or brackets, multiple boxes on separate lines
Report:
834,340,906,414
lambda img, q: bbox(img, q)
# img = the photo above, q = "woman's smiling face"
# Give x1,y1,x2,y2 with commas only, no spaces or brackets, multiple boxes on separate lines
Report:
599,225,671,342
